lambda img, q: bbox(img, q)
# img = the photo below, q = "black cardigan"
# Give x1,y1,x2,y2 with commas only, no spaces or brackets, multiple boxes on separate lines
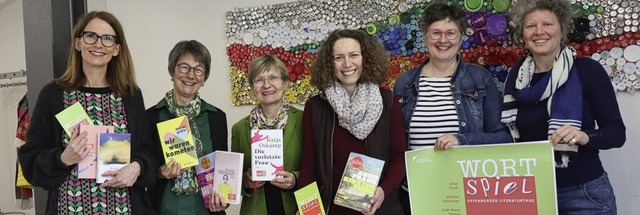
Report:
146,100,228,215
18,82,158,215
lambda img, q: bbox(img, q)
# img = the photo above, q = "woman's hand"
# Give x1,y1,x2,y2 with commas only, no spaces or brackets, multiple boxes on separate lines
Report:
157,160,182,179
208,190,229,212
100,161,141,188
434,133,459,150
550,124,589,146
270,171,296,190
362,187,384,215
243,168,265,188
60,129,89,166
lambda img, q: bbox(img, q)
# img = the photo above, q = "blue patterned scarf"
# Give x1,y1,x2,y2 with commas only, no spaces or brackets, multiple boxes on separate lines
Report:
501,46,583,168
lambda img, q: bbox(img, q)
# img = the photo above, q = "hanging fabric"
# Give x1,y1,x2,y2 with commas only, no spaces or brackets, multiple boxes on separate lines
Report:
14,93,33,209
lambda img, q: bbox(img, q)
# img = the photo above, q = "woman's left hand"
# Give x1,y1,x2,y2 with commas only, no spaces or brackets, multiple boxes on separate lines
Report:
550,124,589,146
434,134,459,150
362,187,384,215
208,190,229,212
99,161,141,188
270,171,296,190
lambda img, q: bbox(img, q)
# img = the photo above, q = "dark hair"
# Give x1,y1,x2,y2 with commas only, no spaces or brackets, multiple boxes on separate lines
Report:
168,40,212,81
55,11,137,96
247,54,289,87
311,29,388,90
419,2,468,33
509,0,572,45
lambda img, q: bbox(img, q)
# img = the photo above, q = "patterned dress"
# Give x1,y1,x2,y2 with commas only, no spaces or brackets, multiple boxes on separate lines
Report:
56,88,132,215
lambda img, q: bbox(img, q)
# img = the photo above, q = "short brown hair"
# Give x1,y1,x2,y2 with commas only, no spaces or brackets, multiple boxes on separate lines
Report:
311,29,388,90
168,40,211,81
419,2,468,34
55,11,137,96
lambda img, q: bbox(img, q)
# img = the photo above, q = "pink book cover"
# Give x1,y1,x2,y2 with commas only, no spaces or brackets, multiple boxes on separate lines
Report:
78,124,114,179
212,151,244,205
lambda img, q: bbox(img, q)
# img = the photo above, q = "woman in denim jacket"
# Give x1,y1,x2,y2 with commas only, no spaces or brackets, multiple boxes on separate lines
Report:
392,3,512,213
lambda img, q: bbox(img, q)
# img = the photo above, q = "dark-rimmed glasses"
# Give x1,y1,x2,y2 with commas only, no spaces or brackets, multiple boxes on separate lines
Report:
79,31,117,47
176,63,206,77
427,29,460,40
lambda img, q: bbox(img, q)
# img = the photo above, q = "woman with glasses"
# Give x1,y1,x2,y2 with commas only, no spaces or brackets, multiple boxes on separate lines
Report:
147,40,229,214
18,11,157,214
298,29,406,215
231,54,302,215
392,3,512,213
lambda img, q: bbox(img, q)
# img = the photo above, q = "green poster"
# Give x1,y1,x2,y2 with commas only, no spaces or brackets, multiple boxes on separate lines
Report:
405,141,557,215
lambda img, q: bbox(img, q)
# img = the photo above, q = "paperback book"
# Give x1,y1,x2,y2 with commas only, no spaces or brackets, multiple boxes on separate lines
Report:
294,181,326,215
250,129,283,181
55,102,92,137
156,116,198,168
212,151,244,205
195,152,216,206
77,124,114,179
334,152,384,212
97,133,131,183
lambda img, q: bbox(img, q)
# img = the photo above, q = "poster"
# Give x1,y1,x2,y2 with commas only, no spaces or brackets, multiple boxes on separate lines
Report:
405,141,557,215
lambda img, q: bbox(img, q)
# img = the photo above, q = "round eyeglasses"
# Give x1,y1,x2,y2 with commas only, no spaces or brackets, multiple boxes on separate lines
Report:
79,31,117,47
176,63,206,77
252,75,283,87
427,29,460,40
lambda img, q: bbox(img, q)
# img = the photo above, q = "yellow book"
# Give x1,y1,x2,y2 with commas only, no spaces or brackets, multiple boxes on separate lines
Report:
156,116,198,168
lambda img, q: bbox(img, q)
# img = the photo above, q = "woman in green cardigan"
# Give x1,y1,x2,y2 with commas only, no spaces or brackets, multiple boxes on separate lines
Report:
231,54,303,215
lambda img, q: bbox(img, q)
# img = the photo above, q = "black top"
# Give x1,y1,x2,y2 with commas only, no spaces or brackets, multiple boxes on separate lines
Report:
18,82,158,214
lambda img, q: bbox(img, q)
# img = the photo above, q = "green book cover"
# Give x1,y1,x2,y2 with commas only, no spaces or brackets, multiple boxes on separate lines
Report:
334,152,384,212
405,141,557,215
295,182,326,215
55,102,92,137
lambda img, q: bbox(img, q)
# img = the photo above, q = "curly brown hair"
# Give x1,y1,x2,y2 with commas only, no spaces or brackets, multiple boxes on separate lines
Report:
311,29,388,90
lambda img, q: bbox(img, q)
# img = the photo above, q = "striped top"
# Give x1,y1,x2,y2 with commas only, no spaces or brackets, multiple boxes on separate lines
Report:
408,76,459,150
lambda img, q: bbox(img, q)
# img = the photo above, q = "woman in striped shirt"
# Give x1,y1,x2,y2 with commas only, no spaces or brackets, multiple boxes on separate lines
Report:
393,3,512,214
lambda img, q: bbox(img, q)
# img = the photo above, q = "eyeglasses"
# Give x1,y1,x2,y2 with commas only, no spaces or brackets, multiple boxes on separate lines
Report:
252,75,283,86
427,29,460,40
79,31,117,47
176,63,206,77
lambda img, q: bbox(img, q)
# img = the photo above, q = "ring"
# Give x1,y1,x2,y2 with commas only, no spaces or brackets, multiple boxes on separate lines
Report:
570,138,577,144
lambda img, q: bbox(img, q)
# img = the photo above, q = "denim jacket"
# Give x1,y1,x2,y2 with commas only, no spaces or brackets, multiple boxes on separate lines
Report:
393,57,512,146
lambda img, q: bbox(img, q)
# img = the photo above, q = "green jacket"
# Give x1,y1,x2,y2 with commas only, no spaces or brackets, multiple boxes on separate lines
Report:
231,106,303,215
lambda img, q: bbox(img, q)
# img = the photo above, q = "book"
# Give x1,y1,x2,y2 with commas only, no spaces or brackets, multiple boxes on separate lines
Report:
77,124,114,179
250,129,283,181
334,152,385,212
195,152,216,206
212,151,244,205
55,102,92,137
97,133,131,183
295,181,326,215
156,116,198,168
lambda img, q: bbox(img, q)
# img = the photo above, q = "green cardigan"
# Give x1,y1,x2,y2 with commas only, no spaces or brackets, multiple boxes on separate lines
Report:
231,106,303,215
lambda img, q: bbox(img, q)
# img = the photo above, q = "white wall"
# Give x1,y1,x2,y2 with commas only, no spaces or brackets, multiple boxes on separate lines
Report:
0,0,32,214
1,0,638,214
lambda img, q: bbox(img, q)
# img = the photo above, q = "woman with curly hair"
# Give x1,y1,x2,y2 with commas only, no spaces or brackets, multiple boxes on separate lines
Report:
505,0,625,214
298,29,406,215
